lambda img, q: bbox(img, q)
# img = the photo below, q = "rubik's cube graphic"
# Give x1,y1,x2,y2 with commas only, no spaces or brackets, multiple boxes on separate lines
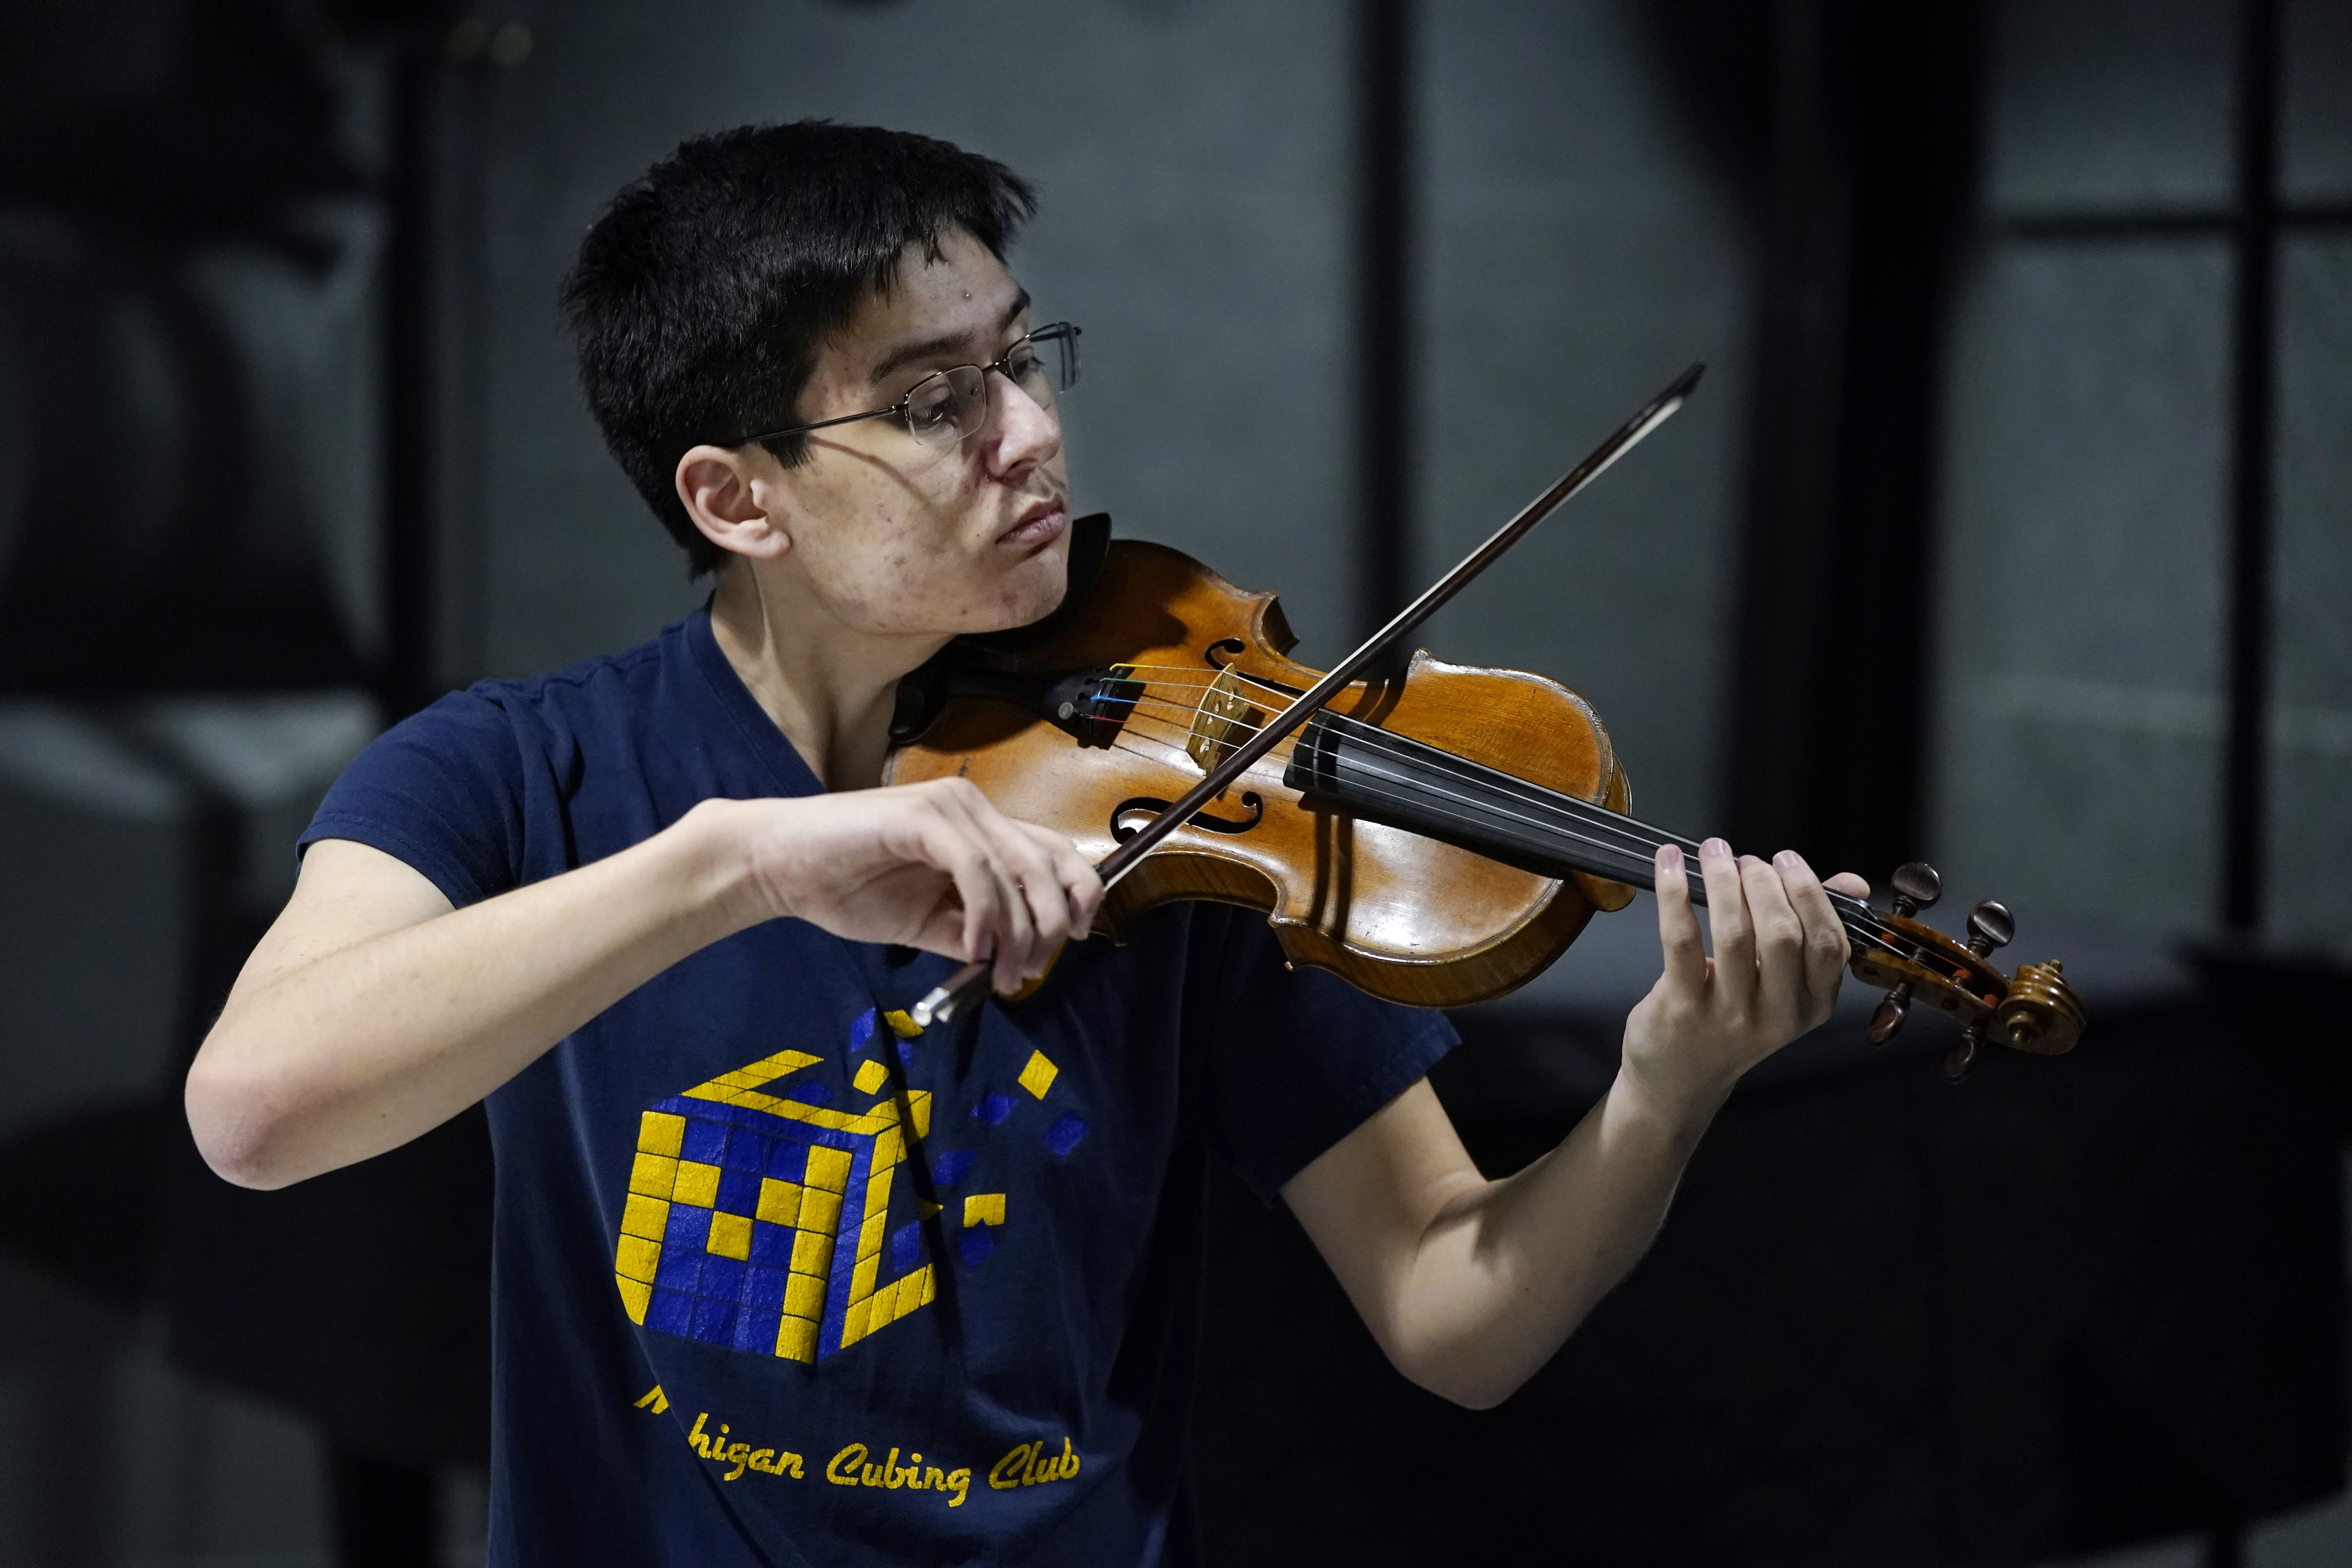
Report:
612,1010,938,1362
613,1006,1088,1363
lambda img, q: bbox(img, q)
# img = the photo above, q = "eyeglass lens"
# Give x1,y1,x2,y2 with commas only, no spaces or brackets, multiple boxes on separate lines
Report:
902,325,1082,447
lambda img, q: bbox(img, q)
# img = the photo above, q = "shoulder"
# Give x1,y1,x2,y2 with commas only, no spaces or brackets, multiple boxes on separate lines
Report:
304,619,695,905
428,622,682,753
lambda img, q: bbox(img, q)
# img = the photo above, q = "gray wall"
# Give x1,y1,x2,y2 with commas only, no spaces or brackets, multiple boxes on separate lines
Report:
2274,233,2352,944
0,697,404,1564
1416,0,1749,838
2273,0,2352,943
1935,0,2352,942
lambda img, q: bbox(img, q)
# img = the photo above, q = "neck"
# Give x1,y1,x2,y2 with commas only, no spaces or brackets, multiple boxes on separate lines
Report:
1283,711,1886,945
708,560,949,791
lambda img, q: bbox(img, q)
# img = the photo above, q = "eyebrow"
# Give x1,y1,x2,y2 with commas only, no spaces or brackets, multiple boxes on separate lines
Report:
867,289,1031,385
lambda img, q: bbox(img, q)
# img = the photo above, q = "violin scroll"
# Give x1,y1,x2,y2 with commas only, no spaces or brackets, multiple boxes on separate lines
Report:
1847,860,2087,1080
1995,961,2085,1055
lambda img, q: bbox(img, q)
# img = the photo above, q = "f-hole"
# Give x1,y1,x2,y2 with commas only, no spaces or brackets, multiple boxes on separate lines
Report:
1112,791,1265,841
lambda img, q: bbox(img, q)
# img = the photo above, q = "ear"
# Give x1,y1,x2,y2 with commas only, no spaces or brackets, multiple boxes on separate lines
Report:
675,444,791,563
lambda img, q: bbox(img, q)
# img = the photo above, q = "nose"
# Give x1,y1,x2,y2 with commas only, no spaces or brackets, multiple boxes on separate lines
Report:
976,368,1061,479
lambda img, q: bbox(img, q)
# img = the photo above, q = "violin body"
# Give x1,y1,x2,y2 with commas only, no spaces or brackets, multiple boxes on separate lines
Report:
884,537,1637,1009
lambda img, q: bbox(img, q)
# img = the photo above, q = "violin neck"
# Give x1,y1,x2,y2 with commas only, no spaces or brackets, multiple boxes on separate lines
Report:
1284,713,1879,938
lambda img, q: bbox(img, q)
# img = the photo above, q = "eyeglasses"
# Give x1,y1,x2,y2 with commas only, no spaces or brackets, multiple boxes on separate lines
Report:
739,322,1082,452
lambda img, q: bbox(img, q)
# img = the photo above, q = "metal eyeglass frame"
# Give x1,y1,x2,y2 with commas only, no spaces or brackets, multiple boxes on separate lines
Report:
735,321,1082,450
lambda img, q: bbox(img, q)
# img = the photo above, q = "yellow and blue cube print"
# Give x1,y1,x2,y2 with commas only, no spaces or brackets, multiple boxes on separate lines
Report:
612,1034,936,1363
612,1006,1091,1364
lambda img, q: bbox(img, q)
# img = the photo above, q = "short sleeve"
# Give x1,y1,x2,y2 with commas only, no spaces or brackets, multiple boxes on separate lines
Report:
1196,910,1459,1202
299,688,532,909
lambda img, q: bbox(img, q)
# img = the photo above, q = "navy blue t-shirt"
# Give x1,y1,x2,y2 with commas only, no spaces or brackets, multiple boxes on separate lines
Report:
301,608,1455,1566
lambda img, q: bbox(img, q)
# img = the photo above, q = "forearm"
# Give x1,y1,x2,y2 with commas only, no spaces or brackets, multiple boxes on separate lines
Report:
1292,842,1864,1410
1386,1072,1724,1408
187,802,756,1189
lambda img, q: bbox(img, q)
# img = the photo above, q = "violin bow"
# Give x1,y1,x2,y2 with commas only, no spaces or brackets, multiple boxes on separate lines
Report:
911,361,1707,1027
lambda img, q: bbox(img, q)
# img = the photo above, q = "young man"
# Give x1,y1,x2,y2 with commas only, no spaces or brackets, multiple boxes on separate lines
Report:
187,122,1867,1563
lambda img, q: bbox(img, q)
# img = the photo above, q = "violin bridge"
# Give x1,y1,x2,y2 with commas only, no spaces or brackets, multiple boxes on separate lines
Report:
1186,666,1257,774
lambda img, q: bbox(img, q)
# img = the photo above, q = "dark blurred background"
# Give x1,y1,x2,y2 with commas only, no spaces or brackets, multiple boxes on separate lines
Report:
0,0,2346,1563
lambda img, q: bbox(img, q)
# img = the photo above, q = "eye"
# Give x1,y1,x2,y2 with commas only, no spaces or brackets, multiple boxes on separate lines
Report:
904,374,958,432
1004,344,1046,387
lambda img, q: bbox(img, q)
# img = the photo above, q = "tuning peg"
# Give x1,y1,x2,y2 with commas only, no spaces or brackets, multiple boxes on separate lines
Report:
1867,982,1912,1045
1966,901,2015,958
1944,1024,1983,1082
1889,862,1942,918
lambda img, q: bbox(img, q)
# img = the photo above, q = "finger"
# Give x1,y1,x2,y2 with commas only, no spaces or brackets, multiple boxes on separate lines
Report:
1009,830,1076,967
913,808,1003,967
1020,820,1104,940
934,788,1038,991
974,811,1072,981
1824,871,1871,898
1742,853,1807,1030
1699,837,1755,1010
1652,842,1706,996
1775,849,1853,1008
947,788,1065,988
908,871,982,959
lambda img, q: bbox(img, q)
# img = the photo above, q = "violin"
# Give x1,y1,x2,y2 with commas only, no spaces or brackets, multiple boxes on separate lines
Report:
887,371,2085,1081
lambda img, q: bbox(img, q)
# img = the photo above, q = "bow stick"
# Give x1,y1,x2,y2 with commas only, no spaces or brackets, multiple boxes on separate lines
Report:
911,361,1706,1027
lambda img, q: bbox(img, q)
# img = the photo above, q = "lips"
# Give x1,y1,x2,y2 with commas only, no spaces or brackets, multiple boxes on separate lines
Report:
1000,498,1069,549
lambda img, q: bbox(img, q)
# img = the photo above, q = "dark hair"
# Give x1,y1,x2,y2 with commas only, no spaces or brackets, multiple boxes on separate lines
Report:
560,121,1038,575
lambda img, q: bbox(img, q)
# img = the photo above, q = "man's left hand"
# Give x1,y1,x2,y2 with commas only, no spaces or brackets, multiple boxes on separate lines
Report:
1621,838,1871,1112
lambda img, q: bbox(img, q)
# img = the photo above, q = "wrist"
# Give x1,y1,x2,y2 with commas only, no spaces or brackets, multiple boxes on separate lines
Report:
669,798,775,935
1608,1056,1734,1141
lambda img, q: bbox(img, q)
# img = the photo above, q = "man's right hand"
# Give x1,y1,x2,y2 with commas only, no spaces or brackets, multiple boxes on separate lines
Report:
721,778,1102,993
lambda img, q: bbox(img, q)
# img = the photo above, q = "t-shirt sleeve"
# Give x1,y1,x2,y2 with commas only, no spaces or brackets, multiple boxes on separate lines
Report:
1197,908,1460,1203
299,688,532,909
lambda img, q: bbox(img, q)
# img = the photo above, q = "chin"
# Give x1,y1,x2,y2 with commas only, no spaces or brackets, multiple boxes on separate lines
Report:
969,538,1071,632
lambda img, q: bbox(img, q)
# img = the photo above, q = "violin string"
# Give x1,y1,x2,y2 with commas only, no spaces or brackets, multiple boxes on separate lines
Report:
1102,675,1906,952
1111,679,1898,940
1109,712,1906,963
1106,667,1906,945
1101,698,1905,959
1109,685,1905,955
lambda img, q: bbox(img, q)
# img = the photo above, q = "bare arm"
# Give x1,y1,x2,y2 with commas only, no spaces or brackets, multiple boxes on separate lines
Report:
186,780,1101,1190
1282,839,1867,1409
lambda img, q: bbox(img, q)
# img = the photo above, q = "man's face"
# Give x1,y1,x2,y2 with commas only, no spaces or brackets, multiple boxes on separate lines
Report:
754,227,1072,638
